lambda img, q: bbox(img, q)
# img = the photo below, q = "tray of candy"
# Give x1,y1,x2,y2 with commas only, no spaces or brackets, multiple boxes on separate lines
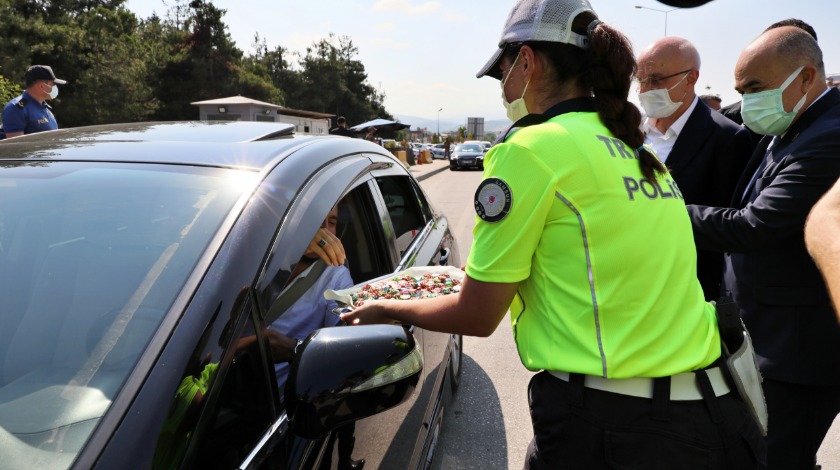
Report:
324,265,464,309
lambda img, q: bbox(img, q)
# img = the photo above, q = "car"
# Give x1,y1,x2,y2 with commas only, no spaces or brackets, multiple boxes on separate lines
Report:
449,143,485,170
0,121,463,470
429,144,446,159
464,140,493,154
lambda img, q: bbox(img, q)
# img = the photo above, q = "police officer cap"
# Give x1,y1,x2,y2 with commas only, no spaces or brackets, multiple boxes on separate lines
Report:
476,0,595,80
25,65,67,85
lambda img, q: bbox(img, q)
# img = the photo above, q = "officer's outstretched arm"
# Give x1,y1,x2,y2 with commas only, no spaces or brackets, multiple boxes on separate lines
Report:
341,275,518,337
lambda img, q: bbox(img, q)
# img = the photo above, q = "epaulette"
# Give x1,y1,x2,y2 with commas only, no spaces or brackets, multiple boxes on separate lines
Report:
15,98,26,108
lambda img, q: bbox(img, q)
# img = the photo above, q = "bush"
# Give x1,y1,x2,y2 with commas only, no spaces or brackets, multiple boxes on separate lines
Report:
0,76,22,125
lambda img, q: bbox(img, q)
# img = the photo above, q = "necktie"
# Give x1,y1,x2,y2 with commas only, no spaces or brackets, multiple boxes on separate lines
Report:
741,136,779,202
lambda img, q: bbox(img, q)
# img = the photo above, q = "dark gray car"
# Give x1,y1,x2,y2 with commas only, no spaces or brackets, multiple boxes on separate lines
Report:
0,121,463,470
448,143,484,171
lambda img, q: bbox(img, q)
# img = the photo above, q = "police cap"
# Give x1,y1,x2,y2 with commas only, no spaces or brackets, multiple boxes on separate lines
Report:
25,65,67,85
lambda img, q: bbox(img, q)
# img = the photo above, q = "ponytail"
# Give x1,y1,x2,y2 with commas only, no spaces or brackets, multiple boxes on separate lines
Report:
510,14,667,181
583,19,666,181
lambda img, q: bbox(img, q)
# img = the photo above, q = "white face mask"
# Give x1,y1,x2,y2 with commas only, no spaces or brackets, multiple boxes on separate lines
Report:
501,53,530,123
638,71,689,119
43,82,58,100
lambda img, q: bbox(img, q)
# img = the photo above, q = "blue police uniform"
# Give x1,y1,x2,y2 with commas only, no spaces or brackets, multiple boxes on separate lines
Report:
1,90,58,136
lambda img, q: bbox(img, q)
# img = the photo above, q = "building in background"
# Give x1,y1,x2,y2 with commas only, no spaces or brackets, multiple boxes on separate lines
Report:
191,96,333,135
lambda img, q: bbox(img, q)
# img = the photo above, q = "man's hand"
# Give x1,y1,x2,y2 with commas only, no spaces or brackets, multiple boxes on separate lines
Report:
304,227,346,266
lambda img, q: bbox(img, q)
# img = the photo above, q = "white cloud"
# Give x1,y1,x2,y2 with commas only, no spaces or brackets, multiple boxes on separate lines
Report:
372,0,442,15
374,22,396,32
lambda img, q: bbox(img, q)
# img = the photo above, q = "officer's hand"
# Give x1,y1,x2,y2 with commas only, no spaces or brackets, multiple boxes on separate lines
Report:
340,300,400,326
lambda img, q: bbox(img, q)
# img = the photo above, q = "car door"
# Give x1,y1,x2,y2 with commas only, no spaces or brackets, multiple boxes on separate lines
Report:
341,155,460,470
243,148,431,469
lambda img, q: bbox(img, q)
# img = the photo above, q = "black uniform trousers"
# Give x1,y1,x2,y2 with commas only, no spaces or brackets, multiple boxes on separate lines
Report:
761,378,840,470
524,371,765,469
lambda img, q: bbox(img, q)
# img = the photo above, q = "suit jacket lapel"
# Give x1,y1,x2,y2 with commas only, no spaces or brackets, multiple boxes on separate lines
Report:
731,87,840,207
667,100,713,176
733,135,773,207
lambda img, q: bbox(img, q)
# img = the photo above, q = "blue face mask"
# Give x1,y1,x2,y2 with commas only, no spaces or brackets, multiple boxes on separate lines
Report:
741,66,806,136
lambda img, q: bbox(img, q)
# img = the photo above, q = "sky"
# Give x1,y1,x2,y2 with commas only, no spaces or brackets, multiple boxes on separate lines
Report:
125,0,840,126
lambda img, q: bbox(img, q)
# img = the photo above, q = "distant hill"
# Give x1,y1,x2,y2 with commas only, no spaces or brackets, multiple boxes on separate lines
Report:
393,114,511,136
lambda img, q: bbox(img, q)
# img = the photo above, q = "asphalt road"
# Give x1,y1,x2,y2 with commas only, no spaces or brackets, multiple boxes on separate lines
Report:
420,167,535,470
418,165,840,470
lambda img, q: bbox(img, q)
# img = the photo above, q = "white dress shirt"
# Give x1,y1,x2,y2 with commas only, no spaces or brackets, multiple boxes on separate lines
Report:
643,96,699,163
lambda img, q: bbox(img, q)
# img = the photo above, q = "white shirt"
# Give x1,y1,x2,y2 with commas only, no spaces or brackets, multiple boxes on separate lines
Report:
643,96,700,163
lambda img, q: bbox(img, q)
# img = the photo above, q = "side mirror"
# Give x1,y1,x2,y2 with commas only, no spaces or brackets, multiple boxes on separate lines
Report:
285,325,422,439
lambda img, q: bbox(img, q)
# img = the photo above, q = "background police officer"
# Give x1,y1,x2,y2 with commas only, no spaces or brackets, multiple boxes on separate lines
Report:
343,0,764,468
0,65,66,139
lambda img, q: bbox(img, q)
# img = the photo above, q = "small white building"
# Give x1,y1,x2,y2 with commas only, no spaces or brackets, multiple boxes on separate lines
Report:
191,96,334,135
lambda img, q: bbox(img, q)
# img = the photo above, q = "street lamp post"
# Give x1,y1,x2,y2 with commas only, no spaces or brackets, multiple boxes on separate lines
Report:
634,5,678,36
437,108,443,139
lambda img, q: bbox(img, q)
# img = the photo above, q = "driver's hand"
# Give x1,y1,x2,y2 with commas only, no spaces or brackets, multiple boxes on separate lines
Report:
304,227,346,266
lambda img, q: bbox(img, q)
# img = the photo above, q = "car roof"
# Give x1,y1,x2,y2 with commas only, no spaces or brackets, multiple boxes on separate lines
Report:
0,121,384,171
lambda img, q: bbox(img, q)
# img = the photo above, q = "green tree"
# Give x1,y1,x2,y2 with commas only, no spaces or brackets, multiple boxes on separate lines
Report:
279,34,391,126
0,75,22,105
151,0,280,120
0,0,159,126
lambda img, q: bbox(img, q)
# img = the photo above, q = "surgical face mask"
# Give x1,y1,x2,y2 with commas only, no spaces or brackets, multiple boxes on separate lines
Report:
43,82,58,100
637,71,689,119
741,66,807,136
501,53,530,123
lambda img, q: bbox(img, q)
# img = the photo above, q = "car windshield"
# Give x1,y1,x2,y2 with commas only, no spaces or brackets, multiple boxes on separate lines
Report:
456,144,481,153
0,161,257,469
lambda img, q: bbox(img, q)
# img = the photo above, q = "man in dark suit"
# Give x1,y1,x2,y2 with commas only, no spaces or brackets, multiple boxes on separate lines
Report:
688,27,840,470
720,18,817,131
637,37,754,300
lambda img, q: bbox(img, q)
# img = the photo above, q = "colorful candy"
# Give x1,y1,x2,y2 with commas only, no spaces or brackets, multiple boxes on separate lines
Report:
349,273,462,307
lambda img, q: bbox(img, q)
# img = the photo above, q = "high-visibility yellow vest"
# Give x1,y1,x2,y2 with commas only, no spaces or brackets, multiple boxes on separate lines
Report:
466,110,720,378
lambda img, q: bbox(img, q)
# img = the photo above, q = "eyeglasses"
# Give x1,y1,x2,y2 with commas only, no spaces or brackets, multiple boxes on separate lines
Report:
636,69,692,89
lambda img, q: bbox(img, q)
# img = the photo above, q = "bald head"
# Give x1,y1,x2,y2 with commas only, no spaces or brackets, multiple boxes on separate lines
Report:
636,37,701,127
740,27,824,80
735,26,828,131
736,26,826,95
639,37,701,72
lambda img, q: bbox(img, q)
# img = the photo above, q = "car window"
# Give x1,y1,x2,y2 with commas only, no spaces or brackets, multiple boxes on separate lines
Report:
375,175,432,257
0,162,257,469
257,182,395,402
456,144,481,152
159,293,279,469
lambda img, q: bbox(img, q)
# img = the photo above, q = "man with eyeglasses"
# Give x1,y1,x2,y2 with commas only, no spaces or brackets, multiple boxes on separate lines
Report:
0,65,66,139
636,37,753,301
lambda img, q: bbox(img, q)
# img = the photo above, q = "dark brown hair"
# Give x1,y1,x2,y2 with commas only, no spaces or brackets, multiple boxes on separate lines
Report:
507,12,666,181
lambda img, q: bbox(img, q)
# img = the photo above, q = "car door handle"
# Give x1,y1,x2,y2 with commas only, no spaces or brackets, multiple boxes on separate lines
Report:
438,247,450,266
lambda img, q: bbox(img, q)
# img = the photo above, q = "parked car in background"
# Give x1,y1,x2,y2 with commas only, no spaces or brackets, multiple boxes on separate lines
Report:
430,143,446,159
449,143,485,171
0,121,463,470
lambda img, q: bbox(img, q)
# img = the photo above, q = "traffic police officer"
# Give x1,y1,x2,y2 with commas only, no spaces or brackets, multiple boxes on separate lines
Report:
0,65,66,139
342,0,764,468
